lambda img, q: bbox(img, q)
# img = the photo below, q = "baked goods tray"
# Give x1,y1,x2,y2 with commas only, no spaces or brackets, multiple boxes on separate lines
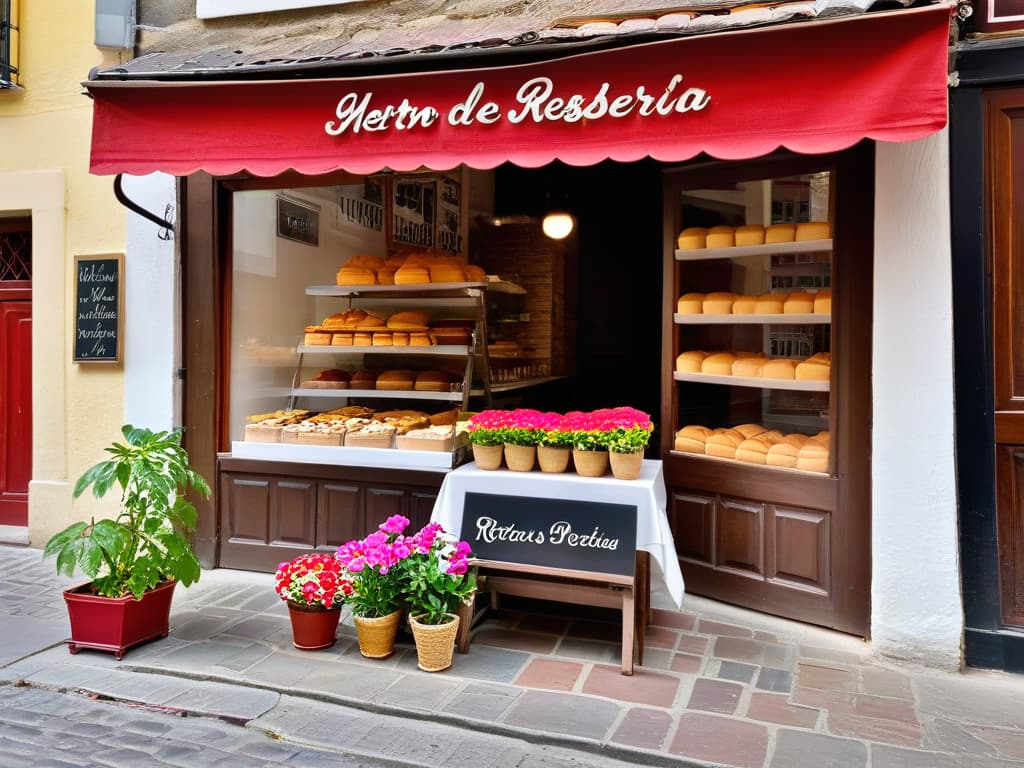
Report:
297,345,471,356
674,239,833,262
673,371,829,392
669,449,829,476
306,282,488,297
674,313,830,325
291,387,467,401
231,440,466,470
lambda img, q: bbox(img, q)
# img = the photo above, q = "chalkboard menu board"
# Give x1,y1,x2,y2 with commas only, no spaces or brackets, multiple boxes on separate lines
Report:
74,254,123,363
460,492,637,577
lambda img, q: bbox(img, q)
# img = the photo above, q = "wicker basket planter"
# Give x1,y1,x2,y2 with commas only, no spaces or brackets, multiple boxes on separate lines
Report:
409,612,460,672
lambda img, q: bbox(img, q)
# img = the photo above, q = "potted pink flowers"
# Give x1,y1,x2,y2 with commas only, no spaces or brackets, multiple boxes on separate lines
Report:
335,515,413,658
275,553,353,650
604,406,654,480
537,411,574,473
466,409,508,470
501,408,547,472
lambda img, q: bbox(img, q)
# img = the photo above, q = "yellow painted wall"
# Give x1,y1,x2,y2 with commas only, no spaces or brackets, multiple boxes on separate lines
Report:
0,2,131,544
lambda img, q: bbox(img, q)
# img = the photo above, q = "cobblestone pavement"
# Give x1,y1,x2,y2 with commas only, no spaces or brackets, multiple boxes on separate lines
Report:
3,544,1024,768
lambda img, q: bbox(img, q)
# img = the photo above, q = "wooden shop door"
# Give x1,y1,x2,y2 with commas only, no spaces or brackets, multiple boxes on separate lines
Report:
990,89,1024,629
0,218,31,527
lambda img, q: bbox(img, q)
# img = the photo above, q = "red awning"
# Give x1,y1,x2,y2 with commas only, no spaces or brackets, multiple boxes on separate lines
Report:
87,5,952,177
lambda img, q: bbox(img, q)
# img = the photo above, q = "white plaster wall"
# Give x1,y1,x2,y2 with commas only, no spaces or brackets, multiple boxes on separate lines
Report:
872,128,963,669
122,173,179,432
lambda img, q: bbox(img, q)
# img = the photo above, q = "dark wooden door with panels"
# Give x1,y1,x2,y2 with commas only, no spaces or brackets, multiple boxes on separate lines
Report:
659,147,873,636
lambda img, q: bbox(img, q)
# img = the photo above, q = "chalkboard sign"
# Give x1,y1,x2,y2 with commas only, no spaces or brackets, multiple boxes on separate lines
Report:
460,492,637,577
74,254,123,363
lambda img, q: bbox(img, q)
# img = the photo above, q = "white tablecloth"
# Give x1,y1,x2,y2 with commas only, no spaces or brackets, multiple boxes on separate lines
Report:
431,460,685,608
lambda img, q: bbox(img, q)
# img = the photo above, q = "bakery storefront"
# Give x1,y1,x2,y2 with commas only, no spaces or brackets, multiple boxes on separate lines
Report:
87,1,963,661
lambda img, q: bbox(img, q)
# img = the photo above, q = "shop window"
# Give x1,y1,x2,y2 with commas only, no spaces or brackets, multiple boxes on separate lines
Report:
1,0,19,89
0,221,30,281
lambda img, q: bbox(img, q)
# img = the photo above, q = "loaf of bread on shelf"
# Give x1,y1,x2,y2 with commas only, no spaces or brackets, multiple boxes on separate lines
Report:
429,262,466,283
394,264,432,284
464,264,487,282
761,358,798,379
784,292,815,314
376,267,397,285
735,225,766,246
415,370,459,392
736,434,777,464
677,293,705,314
795,359,830,381
376,369,416,391
795,221,832,241
336,255,386,286
676,350,708,373
351,369,378,389
732,295,757,314
765,224,797,243
331,332,354,346
814,288,832,314
392,332,409,346
734,423,768,439
387,310,431,330
674,425,713,453
732,357,766,377
702,292,735,314
353,331,373,347
705,428,744,459
754,293,786,314
386,254,408,268
304,329,332,346
677,227,708,250
372,332,394,346
701,352,736,375
706,226,735,249
766,435,808,468
796,441,829,472
409,332,432,346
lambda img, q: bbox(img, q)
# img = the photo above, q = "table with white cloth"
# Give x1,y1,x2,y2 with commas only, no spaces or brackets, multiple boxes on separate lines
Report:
430,459,685,674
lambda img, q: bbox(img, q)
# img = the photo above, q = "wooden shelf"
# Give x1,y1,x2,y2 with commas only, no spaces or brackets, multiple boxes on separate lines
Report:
668,449,830,476
296,344,471,356
291,387,466,401
675,239,832,262
674,313,830,325
673,371,829,392
231,440,461,470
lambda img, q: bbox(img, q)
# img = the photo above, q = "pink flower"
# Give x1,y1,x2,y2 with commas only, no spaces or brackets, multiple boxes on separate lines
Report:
379,515,410,535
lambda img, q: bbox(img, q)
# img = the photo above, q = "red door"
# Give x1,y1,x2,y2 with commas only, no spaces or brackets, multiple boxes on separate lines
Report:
0,301,31,525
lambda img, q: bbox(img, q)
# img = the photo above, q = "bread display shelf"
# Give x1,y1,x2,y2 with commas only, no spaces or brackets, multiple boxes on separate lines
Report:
306,282,487,297
668,449,829,476
675,239,832,262
231,440,460,470
674,313,830,325
673,371,830,392
296,344,471,356
291,387,467,401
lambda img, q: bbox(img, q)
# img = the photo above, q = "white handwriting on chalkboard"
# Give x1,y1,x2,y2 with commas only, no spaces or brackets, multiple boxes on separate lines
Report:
78,263,117,282
547,521,619,550
77,322,116,340
473,516,620,551
475,516,546,544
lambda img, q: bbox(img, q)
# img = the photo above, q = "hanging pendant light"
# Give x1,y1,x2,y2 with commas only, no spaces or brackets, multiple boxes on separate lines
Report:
542,210,575,240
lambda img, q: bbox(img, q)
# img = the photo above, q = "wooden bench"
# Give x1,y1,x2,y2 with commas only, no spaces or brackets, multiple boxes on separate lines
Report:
456,551,651,675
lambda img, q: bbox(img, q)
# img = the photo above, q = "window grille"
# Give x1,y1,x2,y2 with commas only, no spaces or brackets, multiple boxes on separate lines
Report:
1,0,19,89
0,229,31,281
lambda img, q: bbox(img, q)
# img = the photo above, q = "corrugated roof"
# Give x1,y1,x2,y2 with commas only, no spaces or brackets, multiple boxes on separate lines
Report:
97,0,937,80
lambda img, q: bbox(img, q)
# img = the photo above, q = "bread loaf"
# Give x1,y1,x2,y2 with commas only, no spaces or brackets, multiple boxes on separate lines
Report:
674,425,713,454
795,221,832,241
376,370,416,391
736,435,774,464
735,225,766,246
351,370,377,389
814,288,832,314
387,310,431,330
702,292,735,314
330,332,354,346
766,440,803,468
706,226,735,249
701,352,736,375
353,331,373,346
392,332,409,346
394,265,431,284
705,429,744,459
429,263,466,283
414,370,458,392
677,293,705,314
677,227,708,250
376,267,397,285
765,224,796,243
761,359,797,379
409,332,432,346
796,442,829,473
464,265,487,282
732,295,757,314
795,360,830,381
676,350,708,373
336,267,377,285
784,292,815,314
754,293,786,314
732,357,765,377
734,423,767,439
304,330,332,346
372,332,394,346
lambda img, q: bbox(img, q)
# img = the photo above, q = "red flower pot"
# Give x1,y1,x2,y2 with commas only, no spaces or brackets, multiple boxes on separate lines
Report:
287,601,342,650
63,580,177,660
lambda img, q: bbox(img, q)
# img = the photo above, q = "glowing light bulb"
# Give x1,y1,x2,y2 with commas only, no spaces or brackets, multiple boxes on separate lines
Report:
542,211,575,240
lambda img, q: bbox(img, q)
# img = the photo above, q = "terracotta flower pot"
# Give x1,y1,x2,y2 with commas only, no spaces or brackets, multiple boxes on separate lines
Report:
63,580,177,660
537,445,570,473
609,450,644,480
409,612,460,672
353,609,402,658
503,443,536,472
287,601,342,650
572,448,609,478
472,443,504,470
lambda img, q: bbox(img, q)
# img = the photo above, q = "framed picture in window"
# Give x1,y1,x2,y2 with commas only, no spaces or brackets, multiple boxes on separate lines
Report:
388,176,436,250
276,196,320,247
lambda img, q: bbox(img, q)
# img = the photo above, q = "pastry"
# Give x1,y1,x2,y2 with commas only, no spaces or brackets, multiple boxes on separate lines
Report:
814,288,832,314
701,352,736,375
336,266,377,285
677,293,705,314
732,295,757,314
784,292,815,314
796,221,832,241
706,226,735,249
396,425,456,452
677,227,708,250
344,422,397,449
394,265,431,284
429,263,466,283
346,254,387,269
765,224,797,243
376,267,397,285
676,350,708,373
355,313,387,329
702,292,735,314
387,310,431,330
735,225,766,246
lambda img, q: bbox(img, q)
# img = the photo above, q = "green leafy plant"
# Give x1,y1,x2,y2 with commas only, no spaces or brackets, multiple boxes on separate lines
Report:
44,425,210,599
606,426,654,454
400,523,477,625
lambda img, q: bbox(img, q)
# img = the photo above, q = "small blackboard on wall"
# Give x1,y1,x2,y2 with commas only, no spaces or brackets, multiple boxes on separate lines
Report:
74,254,123,363
461,492,638,577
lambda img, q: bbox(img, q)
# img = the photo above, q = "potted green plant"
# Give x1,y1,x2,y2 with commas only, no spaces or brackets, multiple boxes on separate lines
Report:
502,408,546,472
465,410,509,470
537,411,574,473
605,407,654,480
43,425,210,659
400,522,476,672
